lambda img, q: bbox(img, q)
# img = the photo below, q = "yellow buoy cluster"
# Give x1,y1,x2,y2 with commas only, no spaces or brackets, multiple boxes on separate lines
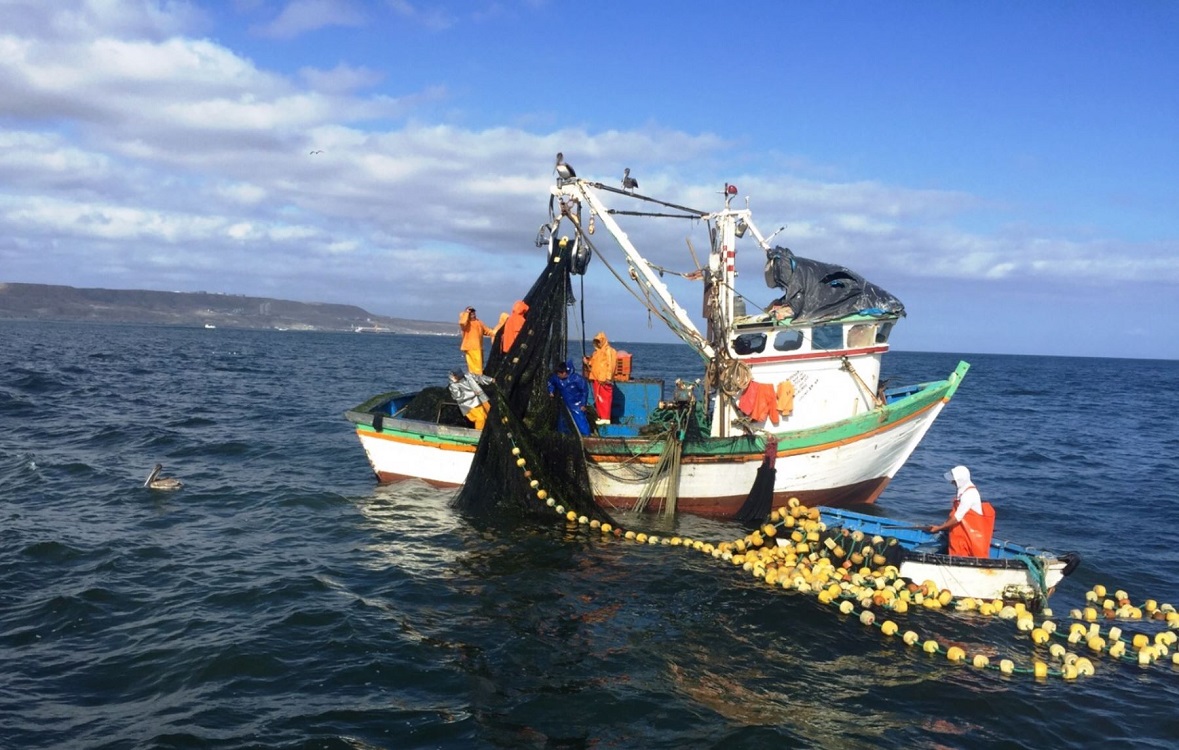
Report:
689,500,1091,679
1054,586,1179,668
1071,584,1179,625
508,434,629,538
511,446,1178,680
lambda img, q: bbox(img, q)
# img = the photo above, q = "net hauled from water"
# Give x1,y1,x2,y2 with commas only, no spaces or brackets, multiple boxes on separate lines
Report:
452,247,618,528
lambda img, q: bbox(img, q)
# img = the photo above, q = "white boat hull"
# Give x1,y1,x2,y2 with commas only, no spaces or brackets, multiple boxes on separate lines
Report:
585,400,947,516
358,428,473,486
898,555,1070,603
352,376,956,518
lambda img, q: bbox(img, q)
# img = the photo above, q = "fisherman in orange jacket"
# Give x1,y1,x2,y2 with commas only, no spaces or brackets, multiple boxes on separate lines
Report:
500,300,529,353
458,306,495,374
928,465,996,557
583,331,617,425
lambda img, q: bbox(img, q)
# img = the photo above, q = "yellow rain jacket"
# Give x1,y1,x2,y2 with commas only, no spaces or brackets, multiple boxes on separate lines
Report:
459,309,494,352
586,332,618,382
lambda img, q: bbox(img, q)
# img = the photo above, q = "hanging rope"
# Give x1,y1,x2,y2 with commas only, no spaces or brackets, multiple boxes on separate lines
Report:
561,212,708,354
631,410,687,515
719,358,752,396
840,356,885,408
1016,553,1050,607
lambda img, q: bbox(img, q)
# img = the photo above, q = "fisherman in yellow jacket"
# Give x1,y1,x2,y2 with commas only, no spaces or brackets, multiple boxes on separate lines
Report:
584,331,618,425
458,307,495,374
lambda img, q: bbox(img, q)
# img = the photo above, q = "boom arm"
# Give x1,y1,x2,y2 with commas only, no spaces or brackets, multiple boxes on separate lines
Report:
559,181,715,360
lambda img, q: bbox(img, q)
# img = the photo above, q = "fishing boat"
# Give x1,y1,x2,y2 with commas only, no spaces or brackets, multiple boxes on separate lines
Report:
346,168,970,519
809,507,1081,607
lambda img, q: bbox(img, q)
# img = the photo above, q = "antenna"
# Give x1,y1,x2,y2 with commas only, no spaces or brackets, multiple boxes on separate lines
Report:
764,226,787,245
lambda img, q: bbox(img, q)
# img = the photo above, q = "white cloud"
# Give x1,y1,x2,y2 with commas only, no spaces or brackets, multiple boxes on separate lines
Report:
253,0,365,39
386,0,455,31
0,0,206,41
1,1,1175,345
298,62,383,93
215,181,268,204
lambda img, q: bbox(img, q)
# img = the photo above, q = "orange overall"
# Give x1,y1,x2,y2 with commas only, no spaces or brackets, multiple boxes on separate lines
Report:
948,490,996,558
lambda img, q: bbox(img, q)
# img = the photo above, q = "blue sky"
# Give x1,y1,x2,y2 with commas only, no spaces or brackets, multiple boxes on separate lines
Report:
1,1,1176,359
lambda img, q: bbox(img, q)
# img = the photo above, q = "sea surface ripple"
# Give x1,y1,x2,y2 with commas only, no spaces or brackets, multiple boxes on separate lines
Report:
2,322,1177,749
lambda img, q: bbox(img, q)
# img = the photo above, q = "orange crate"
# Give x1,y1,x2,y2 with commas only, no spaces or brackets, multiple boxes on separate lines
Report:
614,351,632,381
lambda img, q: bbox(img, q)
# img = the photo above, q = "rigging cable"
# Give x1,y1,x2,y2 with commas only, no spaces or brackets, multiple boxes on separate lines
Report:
560,213,708,358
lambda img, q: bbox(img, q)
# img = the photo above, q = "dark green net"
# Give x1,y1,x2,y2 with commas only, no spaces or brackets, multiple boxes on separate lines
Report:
452,249,618,527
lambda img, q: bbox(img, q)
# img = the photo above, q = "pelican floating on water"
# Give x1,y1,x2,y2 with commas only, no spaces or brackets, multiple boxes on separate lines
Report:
145,464,182,490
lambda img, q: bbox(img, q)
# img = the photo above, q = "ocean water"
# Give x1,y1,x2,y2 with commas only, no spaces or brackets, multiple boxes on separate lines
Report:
2,321,1178,749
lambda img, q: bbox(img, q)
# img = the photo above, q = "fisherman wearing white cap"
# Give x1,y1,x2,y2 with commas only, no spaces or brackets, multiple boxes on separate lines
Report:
927,465,996,557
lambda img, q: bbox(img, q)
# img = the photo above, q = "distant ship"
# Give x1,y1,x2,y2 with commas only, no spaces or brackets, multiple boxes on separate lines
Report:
204,323,216,329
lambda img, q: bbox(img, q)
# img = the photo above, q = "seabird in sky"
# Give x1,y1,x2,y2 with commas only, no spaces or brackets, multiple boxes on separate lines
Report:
144,463,183,490
555,152,576,180
622,167,638,192
309,150,324,155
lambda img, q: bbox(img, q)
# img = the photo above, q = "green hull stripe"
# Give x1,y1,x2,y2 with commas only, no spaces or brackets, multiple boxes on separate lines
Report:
354,361,971,459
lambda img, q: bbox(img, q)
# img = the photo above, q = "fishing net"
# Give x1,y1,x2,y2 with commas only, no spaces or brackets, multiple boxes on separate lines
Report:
452,247,618,527
399,386,467,427
814,523,906,571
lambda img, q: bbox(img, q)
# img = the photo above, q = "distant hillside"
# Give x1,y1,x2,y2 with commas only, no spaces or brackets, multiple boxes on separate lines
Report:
0,282,454,335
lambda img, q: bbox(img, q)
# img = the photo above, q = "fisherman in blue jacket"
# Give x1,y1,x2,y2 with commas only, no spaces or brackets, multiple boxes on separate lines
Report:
547,360,591,435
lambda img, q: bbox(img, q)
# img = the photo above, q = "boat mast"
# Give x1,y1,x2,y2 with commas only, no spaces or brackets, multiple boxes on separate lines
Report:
706,185,775,338
702,186,779,438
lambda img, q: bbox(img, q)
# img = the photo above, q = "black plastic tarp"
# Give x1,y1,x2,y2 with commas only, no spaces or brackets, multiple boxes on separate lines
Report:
763,246,905,323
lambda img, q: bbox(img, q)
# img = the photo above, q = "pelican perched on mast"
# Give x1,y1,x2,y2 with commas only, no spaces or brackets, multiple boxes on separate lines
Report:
622,167,638,192
555,152,576,181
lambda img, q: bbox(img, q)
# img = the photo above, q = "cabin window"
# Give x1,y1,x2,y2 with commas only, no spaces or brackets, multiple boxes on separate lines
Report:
875,322,894,344
773,330,804,352
732,332,767,355
811,324,843,350
847,324,876,348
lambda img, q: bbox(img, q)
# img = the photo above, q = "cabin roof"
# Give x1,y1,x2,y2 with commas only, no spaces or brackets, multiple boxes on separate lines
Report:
732,310,902,331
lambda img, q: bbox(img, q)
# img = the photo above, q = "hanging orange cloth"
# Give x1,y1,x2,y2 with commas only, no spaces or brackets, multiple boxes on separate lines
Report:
738,382,780,425
948,501,996,557
738,382,759,415
776,381,794,416
500,300,529,352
